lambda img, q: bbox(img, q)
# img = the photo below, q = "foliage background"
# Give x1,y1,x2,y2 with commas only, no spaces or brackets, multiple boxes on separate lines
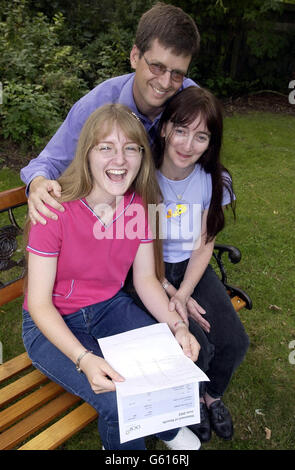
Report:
0,0,295,452
0,0,295,148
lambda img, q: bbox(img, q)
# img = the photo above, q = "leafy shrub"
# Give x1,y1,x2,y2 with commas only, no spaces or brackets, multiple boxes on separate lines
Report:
0,81,61,148
0,0,89,147
82,27,133,87
185,0,294,96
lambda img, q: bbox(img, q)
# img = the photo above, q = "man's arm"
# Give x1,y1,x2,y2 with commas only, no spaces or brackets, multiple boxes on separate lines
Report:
20,98,87,187
21,100,86,224
20,75,129,224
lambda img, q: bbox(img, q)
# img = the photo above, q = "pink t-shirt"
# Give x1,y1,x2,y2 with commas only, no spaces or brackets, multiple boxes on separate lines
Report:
24,192,153,315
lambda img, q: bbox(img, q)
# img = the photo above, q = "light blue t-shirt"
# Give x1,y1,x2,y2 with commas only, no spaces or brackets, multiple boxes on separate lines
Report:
156,165,233,263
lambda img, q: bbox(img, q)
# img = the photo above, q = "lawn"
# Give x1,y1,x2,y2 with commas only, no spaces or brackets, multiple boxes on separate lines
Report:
0,111,295,450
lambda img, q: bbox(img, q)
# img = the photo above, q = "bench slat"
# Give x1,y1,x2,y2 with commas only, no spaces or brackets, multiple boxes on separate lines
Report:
0,392,82,450
0,381,64,432
0,186,26,211
0,352,32,384
0,279,25,306
18,402,98,450
0,369,48,407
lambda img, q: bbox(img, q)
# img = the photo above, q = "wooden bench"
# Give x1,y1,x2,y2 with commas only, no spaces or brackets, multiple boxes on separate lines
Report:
0,185,252,450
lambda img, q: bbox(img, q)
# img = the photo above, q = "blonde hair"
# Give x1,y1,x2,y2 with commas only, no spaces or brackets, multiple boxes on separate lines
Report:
58,103,164,280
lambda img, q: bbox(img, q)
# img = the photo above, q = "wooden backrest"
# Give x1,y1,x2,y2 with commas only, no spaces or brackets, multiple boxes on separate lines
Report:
0,186,27,212
0,186,27,307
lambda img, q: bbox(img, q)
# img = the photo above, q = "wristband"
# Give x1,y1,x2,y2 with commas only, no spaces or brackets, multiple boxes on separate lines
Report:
75,350,93,373
174,320,187,329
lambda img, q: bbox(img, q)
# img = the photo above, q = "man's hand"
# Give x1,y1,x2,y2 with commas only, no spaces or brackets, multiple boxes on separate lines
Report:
28,176,64,225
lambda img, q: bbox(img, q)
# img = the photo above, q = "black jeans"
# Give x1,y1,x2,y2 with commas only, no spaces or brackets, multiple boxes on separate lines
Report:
164,261,250,398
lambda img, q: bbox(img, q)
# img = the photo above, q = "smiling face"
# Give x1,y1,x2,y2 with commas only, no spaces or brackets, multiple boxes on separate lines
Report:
160,115,210,179
130,39,191,121
87,123,143,203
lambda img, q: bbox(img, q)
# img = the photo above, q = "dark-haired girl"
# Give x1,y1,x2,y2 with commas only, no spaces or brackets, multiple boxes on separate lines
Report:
154,86,249,443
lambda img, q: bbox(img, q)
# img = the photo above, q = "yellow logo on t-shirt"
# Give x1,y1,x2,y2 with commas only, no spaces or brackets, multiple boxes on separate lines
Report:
166,204,187,218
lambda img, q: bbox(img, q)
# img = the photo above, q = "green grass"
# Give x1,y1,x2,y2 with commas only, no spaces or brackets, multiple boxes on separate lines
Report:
0,166,23,190
207,112,295,450
1,111,295,450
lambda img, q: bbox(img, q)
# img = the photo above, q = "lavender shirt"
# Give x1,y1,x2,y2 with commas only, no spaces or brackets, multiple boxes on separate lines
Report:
20,72,196,187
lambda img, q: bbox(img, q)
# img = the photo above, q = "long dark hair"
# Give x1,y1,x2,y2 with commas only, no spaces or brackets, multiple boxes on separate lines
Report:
153,86,235,243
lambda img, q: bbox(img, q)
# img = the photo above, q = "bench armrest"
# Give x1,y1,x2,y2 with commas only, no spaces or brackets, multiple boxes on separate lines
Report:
213,243,252,310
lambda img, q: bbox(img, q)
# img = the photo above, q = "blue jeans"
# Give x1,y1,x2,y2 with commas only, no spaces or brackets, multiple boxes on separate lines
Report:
164,262,250,398
22,290,178,450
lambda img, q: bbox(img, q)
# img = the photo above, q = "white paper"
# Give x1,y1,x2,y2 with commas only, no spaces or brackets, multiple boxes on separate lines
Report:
98,323,209,443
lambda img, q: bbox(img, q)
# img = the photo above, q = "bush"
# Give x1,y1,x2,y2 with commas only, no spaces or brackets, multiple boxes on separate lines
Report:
182,0,294,96
0,0,89,147
82,27,133,87
0,80,62,148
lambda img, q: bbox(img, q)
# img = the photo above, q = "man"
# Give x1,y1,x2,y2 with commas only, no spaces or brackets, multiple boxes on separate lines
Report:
20,2,200,225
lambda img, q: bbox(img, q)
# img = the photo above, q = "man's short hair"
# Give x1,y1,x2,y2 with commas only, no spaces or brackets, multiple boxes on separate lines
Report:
135,2,200,58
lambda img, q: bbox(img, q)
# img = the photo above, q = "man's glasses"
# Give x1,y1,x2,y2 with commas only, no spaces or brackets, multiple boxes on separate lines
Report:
143,55,185,83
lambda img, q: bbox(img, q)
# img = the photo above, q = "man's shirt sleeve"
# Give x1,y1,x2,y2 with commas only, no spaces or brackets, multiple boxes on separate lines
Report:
20,76,127,188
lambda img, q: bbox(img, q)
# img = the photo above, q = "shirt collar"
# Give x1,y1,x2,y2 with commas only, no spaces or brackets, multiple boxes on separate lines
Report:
79,191,136,228
118,73,162,129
